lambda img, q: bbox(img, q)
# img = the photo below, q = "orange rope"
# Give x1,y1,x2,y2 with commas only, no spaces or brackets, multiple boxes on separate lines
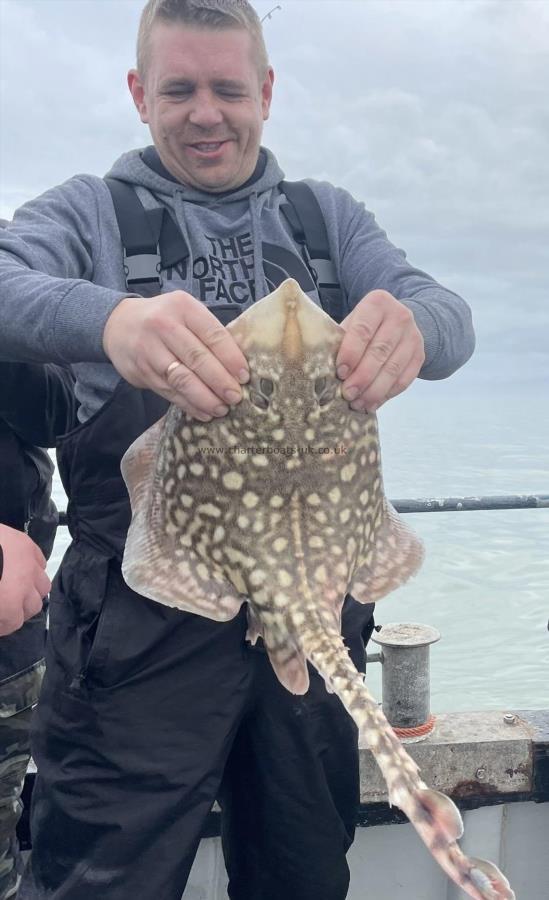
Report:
393,713,436,739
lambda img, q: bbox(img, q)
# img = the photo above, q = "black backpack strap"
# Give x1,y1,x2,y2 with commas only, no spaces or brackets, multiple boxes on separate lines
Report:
280,180,345,323
105,175,346,317
105,177,189,298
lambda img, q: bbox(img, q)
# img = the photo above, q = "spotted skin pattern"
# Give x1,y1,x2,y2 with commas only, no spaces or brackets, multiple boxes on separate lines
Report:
121,279,514,900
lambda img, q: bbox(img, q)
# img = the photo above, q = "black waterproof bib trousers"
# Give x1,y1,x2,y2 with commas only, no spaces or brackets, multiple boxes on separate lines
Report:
20,379,374,900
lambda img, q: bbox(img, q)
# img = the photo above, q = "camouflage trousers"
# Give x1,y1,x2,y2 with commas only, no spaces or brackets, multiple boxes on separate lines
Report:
0,661,45,900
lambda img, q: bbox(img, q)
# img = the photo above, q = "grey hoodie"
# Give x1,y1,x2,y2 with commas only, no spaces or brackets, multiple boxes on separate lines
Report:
0,146,474,422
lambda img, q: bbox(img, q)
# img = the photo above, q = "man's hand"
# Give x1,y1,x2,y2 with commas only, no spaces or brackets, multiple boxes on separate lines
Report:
0,524,50,637
336,290,425,411
102,291,250,421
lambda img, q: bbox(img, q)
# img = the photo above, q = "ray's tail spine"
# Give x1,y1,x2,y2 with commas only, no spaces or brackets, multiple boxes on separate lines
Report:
300,630,421,789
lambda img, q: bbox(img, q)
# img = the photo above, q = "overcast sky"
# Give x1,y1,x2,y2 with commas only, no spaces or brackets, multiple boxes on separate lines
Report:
1,0,548,363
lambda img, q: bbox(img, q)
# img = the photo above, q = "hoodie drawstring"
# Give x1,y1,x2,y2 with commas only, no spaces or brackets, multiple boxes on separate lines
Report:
248,191,265,303
174,192,195,296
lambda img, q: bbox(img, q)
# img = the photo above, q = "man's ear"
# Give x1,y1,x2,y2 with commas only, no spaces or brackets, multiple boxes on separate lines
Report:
261,67,275,121
127,70,149,124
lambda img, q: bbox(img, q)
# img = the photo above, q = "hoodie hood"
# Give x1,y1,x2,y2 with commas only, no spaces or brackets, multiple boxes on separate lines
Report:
106,145,284,206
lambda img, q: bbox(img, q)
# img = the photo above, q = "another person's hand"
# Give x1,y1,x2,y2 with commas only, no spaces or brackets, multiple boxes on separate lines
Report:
0,524,50,637
336,289,425,411
102,291,249,421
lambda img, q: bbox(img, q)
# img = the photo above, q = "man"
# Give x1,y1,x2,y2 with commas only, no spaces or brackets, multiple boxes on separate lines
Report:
0,343,76,900
0,2,475,898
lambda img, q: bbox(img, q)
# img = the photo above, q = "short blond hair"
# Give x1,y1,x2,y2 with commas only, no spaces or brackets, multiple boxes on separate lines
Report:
137,0,269,81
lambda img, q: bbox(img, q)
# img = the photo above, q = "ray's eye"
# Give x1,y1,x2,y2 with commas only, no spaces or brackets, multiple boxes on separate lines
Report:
314,376,327,395
248,375,275,411
314,375,335,407
260,377,274,396
249,390,269,410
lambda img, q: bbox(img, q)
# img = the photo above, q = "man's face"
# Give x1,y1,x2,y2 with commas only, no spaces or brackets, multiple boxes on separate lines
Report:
128,24,274,193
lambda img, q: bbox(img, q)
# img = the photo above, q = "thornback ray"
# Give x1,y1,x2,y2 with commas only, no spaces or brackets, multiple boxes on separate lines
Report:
121,278,515,900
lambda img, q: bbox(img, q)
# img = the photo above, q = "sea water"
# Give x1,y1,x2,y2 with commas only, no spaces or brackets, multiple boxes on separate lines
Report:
48,349,549,713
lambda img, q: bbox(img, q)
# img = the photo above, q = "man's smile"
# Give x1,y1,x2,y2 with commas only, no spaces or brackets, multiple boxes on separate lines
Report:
187,140,231,158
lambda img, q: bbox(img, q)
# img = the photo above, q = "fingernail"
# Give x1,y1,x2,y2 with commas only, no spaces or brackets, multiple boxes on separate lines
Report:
213,404,229,417
337,365,349,379
350,401,363,411
343,386,359,401
225,389,241,404
239,369,250,384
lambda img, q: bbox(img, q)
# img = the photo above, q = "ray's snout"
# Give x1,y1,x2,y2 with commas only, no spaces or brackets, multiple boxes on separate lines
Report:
281,293,303,361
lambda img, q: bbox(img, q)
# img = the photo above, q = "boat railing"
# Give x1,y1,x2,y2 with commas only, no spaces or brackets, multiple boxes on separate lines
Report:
56,492,549,527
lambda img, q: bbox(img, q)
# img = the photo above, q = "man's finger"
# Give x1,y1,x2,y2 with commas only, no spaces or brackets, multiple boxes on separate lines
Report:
178,302,249,384
163,322,243,404
349,344,415,411
384,354,426,401
340,319,406,401
164,358,230,415
138,356,229,418
351,348,422,411
335,302,385,379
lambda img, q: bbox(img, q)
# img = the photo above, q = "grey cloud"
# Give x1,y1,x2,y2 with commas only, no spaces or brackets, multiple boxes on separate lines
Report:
263,1,549,342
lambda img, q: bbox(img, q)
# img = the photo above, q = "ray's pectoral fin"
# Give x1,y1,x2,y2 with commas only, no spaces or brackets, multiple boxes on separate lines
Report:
245,604,263,647
250,608,310,695
350,500,424,603
121,416,166,518
121,421,244,622
264,639,310,696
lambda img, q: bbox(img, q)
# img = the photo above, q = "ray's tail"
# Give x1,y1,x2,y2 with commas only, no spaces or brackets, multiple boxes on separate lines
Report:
301,631,515,900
